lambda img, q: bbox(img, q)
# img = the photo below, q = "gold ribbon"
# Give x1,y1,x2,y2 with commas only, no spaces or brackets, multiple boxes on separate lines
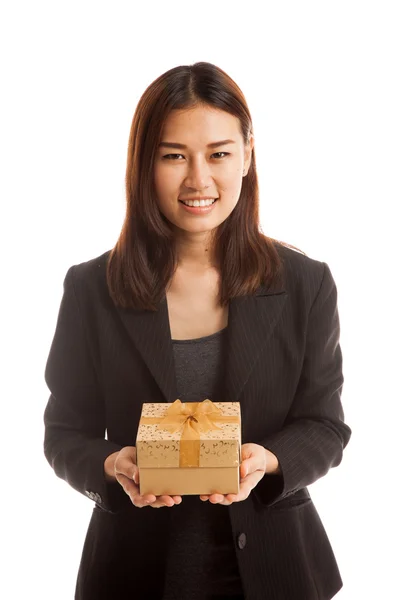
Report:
139,399,240,467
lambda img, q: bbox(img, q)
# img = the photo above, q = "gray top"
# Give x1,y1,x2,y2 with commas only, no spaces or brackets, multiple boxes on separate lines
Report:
162,326,245,600
171,327,228,403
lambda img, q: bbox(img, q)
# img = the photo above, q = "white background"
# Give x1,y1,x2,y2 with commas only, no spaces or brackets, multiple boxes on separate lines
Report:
1,1,399,598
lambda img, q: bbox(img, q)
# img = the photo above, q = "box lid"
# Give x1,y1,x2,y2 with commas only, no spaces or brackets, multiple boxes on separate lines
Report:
136,401,242,469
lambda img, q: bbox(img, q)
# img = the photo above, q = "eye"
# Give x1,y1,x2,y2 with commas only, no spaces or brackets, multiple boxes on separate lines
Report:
162,152,230,160
212,152,230,159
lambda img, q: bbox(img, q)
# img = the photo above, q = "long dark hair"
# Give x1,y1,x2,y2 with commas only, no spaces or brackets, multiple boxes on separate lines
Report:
107,62,305,310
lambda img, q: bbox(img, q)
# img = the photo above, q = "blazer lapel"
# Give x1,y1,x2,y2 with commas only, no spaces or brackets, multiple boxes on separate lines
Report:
116,296,179,403
115,282,287,405
223,287,287,404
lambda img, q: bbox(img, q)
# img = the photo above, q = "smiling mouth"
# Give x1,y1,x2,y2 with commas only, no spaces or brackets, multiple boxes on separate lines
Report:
179,198,219,207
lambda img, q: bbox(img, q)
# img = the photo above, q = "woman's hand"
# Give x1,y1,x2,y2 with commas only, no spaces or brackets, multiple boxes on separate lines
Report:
104,446,182,508
200,443,281,506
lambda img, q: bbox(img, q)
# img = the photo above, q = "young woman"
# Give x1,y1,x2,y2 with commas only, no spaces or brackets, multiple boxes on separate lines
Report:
43,61,352,600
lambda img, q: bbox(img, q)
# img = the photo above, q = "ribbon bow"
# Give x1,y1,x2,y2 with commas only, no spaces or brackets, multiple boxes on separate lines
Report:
158,398,226,438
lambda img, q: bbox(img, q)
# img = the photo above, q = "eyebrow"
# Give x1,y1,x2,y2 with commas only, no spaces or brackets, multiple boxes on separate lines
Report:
158,139,236,150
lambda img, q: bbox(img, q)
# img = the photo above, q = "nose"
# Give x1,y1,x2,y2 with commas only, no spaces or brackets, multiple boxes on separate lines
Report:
183,157,212,191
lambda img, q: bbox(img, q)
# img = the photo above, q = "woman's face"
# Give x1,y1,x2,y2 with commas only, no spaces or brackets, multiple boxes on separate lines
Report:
153,105,253,237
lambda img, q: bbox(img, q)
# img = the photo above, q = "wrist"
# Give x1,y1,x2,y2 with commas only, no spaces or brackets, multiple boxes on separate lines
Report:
104,451,119,483
265,449,281,475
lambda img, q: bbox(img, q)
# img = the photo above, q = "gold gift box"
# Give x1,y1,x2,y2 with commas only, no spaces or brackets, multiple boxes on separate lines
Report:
136,399,242,496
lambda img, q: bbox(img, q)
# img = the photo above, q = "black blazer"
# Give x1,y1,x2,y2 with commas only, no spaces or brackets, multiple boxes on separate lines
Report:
43,244,351,600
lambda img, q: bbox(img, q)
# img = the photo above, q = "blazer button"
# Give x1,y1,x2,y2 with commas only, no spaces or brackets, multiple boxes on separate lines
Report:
237,533,247,550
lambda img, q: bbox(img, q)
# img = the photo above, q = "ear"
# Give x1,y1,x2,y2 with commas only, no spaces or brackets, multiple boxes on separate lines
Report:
243,134,255,175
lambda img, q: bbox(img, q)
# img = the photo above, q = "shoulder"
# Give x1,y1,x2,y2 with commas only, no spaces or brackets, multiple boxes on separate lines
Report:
272,241,332,301
68,249,111,277
64,249,112,300
273,239,324,276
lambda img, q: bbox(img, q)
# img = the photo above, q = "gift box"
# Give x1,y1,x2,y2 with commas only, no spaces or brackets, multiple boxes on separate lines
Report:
136,399,242,496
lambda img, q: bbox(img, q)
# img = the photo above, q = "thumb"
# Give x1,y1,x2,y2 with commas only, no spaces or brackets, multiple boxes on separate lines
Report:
240,445,254,477
240,444,265,477
115,446,138,481
241,457,255,478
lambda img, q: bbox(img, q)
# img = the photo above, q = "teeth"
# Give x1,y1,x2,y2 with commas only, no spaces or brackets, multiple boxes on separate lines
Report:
181,199,216,207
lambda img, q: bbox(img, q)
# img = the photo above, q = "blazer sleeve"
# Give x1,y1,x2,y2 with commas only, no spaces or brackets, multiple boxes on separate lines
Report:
43,265,129,514
253,261,352,506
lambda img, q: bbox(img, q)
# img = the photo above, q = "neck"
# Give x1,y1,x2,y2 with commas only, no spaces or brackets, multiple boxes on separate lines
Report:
174,231,217,271
175,250,217,272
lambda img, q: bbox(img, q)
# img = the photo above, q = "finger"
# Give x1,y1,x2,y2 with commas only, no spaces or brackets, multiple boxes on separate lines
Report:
150,500,170,508
115,472,138,497
141,493,182,506
240,452,266,479
199,459,263,504
208,472,264,505
131,493,156,508
131,492,183,508
200,492,232,505
237,471,264,499
207,493,234,506
155,495,175,507
115,475,156,509
200,493,235,504
201,466,255,504
137,496,175,508
152,494,182,506
141,493,158,504
209,494,228,504
115,448,182,504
